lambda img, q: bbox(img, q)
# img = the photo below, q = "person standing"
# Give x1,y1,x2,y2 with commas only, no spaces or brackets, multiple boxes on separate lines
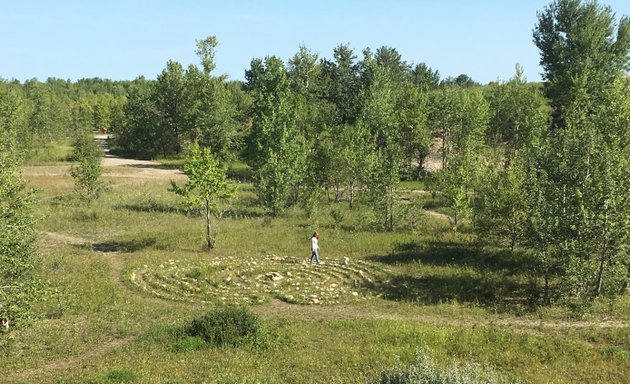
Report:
310,232,320,265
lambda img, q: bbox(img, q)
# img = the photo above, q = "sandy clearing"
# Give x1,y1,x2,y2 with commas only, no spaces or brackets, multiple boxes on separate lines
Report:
22,154,185,180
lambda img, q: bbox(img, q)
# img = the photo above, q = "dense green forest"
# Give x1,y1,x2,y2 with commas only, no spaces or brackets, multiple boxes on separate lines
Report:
1,0,630,382
2,0,629,329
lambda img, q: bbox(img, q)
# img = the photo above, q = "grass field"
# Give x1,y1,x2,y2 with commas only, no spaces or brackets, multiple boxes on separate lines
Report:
3,158,629,383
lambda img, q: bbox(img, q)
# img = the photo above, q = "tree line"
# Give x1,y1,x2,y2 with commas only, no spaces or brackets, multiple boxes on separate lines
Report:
1,0,628,322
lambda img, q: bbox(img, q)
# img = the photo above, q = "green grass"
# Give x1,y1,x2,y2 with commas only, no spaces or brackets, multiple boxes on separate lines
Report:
23,139,75,165
3,162,628,383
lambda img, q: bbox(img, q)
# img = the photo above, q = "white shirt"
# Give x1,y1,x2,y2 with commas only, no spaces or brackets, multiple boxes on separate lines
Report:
312,236,318,251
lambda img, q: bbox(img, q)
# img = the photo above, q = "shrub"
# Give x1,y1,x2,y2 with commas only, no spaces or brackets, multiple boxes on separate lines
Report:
377,347,504,384
186,306,273,350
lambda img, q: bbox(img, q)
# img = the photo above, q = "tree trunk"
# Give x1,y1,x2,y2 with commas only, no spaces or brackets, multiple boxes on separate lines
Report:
621,264,630,294
596,258,606,296
205,197,213,249
348,182,354,209
441,132,447,170
544,272,550,305
595,210,609,296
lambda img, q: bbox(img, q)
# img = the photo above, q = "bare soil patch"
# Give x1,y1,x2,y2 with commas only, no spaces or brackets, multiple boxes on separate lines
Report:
101,154,185,179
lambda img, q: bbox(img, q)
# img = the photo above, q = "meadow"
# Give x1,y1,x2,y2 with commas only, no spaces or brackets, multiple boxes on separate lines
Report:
2,153,630,384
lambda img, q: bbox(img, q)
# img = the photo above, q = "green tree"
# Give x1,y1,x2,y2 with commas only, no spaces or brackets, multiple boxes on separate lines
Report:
441,74,478,87
411,62,440,91
474,152,528,250
433,88,491,230
69,132,105,202
396,83,431,176
115,77,159,159
484,65,549,152
287,45,331,212
320,44,364,125
523,79,629,303
533,0,630,128
525,0,630,303
23,80,53,154
0,81,42,326
184,36,240,160
246,56,307,215
153,60,187,156
359,49,404,231
170,142,234,249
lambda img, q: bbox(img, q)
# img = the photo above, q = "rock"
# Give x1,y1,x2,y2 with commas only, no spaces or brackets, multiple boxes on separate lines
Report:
343,257,350,265
352,291,359,296
266,272,284,281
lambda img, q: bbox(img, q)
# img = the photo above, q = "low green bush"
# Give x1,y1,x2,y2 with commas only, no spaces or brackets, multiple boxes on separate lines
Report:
186,306,274,350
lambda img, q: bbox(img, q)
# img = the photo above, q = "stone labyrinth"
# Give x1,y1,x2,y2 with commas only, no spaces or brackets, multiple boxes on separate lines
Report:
130,255,391,305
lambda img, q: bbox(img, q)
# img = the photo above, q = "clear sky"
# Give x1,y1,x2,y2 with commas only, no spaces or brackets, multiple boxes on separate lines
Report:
1,0,628,84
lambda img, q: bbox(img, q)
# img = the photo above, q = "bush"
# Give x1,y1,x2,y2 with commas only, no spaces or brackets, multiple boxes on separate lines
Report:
378,347,503,384
186,306,273,350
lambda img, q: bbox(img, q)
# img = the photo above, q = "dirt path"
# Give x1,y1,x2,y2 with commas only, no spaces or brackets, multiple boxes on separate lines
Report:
21,147,184,180
101,154,185,179
6,338,132,383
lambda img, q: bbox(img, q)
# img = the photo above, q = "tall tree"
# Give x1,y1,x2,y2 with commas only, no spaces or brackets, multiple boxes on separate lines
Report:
153,60,187,156
320,44,364,125
526,80,629,301
184,36,239,160
115,77,159,159
533,0,630,128
411,63,440,91
525,0,630,303
246,56,307,215
0,81,42,326
433,88,491,230
287,45,334,211
484,65,549,152
359,49,405,231
396,83,431,176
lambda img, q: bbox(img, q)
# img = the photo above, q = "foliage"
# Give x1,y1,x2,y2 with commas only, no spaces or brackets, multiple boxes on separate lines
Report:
114,77,158,159
526,0,630,303
410,63,440,91
186,306,275,350
246,56,308,215
533,0,630,128
184,37,241,160
69,132,105,202
153,60,187,156
431,88,491,230
378,347,501,384
319,44,364,126
170,141,234,249
0,87,43,327
474,152,528,250
520,78,630,304
114,36,241,160
484,65,549,152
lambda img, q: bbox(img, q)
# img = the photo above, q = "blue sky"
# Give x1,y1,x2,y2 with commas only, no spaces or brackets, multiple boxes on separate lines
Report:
1,0,628,84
